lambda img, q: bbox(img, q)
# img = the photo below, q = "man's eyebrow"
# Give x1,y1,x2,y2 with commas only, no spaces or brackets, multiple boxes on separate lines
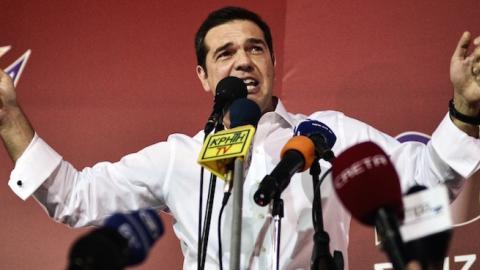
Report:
246,38,267,47
212,42,233,58
211,38,267,58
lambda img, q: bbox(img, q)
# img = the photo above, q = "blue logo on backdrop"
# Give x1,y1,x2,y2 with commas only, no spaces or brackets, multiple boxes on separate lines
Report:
395,131,431,145
1,46,31,86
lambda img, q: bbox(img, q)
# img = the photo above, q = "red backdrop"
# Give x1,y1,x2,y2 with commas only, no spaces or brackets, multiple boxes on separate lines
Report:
0,1,478,269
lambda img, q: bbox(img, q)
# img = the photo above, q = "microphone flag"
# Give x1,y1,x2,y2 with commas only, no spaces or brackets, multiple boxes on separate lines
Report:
198,125,255,180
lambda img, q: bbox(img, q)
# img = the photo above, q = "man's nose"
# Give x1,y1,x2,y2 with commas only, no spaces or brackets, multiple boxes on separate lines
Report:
234,51,254,72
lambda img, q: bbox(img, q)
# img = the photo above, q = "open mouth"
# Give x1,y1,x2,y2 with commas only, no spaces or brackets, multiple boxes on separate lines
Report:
242,78,259,93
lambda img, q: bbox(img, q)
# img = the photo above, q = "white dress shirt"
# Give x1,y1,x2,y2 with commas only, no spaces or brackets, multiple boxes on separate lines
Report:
8,100,480,270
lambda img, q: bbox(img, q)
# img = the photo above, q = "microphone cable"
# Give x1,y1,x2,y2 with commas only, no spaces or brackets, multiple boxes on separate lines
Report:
198,121,224,270
311,166,344,270
199,174,217,269
217,185,232,270
197,130,209,270
197,165,205,270
312,167,331,226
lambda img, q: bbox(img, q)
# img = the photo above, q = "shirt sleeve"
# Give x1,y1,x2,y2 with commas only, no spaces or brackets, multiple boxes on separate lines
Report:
9,133,62,200
316,111,480,195
8,133,173,227
431,113,480,178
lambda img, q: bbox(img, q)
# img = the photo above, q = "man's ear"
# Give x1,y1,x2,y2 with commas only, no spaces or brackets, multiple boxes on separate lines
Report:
196,65,211,93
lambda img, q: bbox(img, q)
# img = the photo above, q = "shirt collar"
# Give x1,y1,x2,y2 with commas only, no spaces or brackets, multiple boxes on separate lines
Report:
267,96,296,128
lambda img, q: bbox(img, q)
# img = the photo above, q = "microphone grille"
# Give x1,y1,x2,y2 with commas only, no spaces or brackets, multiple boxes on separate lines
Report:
331,141,403,225
229,98,261,128
280,135,315,172
294,119,337,149
215,76,248,103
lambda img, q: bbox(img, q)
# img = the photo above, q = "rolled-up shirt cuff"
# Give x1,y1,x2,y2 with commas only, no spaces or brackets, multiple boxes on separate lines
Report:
8,133,62,200
431,113,480,178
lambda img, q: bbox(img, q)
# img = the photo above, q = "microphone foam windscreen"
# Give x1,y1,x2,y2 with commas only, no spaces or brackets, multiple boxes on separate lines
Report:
68,228,127,270
280,135,315,171
229,98,262,128
215,76,248,104
294,119,337,149
104,208,164,265
331,141,403,225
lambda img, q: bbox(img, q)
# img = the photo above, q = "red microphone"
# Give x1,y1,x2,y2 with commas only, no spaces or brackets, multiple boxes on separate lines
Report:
331,141,406,270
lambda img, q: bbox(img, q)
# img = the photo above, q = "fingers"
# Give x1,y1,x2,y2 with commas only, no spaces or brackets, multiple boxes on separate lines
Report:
452,31,471,61
0,68,8,77
473,38,480,63
0,69,13,87
471,37,480,78
406,261,422,270
0,69,7,85
0,69,16,102
0,69,13,84
475,35,480,46
405,261,422,270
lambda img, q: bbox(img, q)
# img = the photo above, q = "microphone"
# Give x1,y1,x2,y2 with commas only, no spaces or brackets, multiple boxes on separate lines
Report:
229,98,261,128
198,98,260,180
294,120,341,270
294,119,336,162
401,185,452,270
68,208,164,270
254,135,315,206
204,76,248,134
331,141,406,270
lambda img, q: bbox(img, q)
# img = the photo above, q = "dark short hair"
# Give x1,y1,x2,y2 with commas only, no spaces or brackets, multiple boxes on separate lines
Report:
195,6,274,72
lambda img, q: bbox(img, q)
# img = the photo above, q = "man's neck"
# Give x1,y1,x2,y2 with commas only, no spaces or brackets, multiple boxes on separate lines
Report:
262,96,278,115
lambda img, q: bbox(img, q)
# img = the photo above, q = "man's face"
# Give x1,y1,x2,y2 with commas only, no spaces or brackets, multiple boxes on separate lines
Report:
196,20,275,113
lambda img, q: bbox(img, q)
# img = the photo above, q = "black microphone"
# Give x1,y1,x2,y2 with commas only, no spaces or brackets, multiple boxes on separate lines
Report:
68,208,164,270
204,76,247,134
254,135,315,206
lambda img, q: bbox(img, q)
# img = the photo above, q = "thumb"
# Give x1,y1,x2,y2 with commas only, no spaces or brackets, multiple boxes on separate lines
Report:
452,31,471,61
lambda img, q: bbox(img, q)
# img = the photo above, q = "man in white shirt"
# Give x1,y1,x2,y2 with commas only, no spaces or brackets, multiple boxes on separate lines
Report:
1,6,479,270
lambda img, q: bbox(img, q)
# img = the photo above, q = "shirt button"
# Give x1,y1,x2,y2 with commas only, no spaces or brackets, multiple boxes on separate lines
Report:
17,180,23,187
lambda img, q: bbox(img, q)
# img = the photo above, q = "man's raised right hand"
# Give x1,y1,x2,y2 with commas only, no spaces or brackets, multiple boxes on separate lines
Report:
0,69,34,162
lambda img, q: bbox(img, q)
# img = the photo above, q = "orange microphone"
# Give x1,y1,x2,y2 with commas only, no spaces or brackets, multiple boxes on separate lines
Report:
254,135,315,206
